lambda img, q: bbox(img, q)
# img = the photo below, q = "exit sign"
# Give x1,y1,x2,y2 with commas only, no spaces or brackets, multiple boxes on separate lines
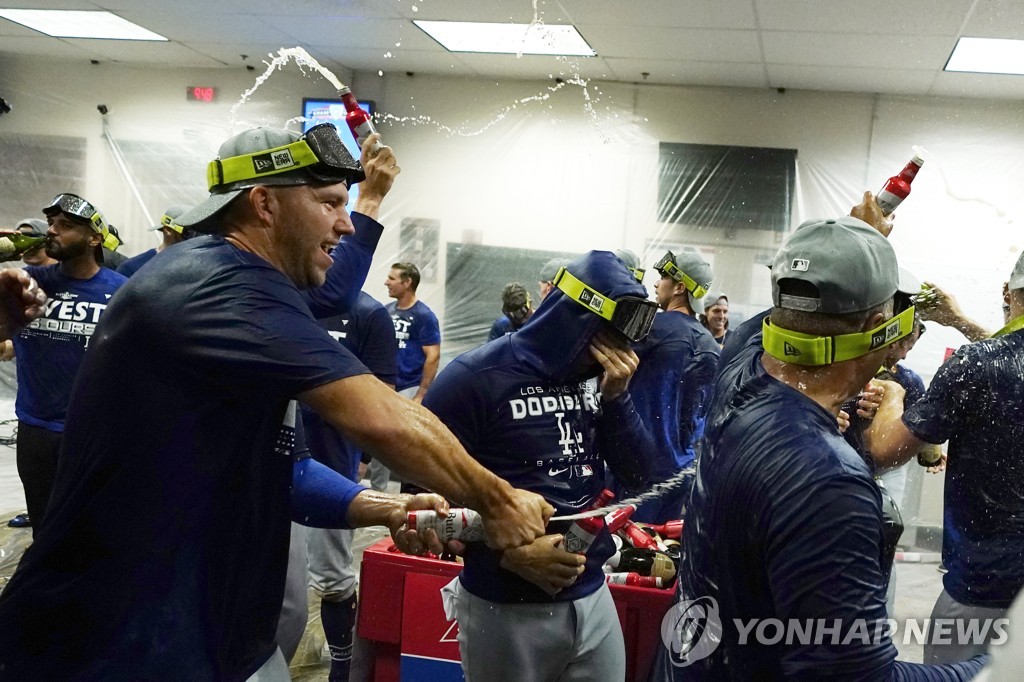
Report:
187,86,217,103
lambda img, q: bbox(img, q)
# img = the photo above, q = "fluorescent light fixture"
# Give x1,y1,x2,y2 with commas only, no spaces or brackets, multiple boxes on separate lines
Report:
415,20,595,56
946,37,1024,75
0,9,167,41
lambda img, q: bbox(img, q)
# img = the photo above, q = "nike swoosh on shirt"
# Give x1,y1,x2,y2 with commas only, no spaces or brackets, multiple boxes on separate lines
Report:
548,467,569,477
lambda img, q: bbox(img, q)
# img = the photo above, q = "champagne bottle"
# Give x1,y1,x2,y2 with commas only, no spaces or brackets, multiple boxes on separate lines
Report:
338,86,384,155
605,547,677,581
0,233,46,262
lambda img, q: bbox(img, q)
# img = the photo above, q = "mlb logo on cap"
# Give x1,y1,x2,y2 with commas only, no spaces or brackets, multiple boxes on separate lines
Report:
791,259,810,271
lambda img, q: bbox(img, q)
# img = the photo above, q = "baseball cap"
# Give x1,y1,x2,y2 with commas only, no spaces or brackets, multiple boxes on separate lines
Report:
772,217,898,315
704,294,728,310
540,257,572,284
15,218,47,238
1010,249,1024,291
501,282,530,314
149,204,191,233
654,250,713,312
177,124,365,230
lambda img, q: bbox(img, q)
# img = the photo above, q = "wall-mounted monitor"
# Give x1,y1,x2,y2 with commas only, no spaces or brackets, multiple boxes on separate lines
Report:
301,97,375,209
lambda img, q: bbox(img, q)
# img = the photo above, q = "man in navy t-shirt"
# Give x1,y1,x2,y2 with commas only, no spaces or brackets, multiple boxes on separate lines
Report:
0,127,552,680
290,290,398,679
653,199,987,681
871,248,1024,666
625,250,719,524
116,204,195,278
10,194,126,533
372,261,441,491
425,251,658,682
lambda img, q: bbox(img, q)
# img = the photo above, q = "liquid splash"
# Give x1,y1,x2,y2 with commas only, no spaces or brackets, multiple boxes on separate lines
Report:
228,47,348,132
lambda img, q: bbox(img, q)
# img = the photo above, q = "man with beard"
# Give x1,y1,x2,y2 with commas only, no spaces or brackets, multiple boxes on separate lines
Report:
9,194,126,532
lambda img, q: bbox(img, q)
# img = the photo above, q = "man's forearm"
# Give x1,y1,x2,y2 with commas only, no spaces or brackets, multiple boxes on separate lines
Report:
414,351,440,401
301,376,517,515
951,315,991,342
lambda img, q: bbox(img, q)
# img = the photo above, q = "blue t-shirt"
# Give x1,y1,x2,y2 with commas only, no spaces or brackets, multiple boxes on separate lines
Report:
0,235,370,680
653,332,986,681
116,247,158,278
629,310,719,479
904,329,1024,608
387,299,441,391
12,265,127,431
301,291,397,478
488,314,514,341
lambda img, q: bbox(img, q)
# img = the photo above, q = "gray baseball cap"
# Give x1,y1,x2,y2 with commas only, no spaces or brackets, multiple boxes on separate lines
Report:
149,204,191,232
772,216,899,315
658,251,713,313
539,257,572,284
177,126,364,230
1010,250,1024,291
614,249,640,270
16,218,47,238
704,294,728,310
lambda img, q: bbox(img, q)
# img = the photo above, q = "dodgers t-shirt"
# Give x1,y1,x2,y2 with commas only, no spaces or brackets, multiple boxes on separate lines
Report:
13,265,127,431
387,299,441,391
0,235,369,680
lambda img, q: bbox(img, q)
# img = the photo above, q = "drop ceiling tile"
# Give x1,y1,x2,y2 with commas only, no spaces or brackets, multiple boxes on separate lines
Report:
754,0,974,36
0,35,101,59
960,2,1024,40
564,0,757,29
312,46,476,77
112,10,294,44
62,38,223,66
762,31,956,70
604,58,768,87
583,25,762,62
263,16,437,52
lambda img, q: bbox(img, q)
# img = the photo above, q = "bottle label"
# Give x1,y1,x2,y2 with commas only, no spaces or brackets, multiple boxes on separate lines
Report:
875,189,904,215
409,509,485,542
563,520,600,555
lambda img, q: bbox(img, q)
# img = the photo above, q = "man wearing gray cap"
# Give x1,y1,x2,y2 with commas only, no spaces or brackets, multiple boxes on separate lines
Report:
0,126,551,680
488,281,533,341
617,249,719,523
870,248,1024,666
538,256,572,301
116,204,196,277
654,206,987,680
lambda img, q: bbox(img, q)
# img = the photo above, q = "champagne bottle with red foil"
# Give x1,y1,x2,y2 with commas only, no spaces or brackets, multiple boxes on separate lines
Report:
606,572,663,589
605,505,659,550
407,508,485,543
876,154,924,216
639,519,683,540
338,86,384,154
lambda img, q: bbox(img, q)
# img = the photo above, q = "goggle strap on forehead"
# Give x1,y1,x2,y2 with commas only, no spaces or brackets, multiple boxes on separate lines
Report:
654,251,708,299
553,267,658,342
762,305,916,366
554,267,618,324
161,213,184,234
207,139,321,191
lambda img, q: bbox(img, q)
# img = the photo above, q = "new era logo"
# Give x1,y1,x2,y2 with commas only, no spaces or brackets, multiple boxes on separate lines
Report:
791,259,810,271
578,289,605,313
784,342,801,356
870,319,903,349
252,149,296,174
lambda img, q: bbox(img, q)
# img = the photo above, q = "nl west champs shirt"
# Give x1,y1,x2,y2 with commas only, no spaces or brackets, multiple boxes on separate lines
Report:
13,265,127,431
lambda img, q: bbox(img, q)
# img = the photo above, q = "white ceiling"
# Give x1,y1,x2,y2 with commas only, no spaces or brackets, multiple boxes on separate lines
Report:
3,0,1024,99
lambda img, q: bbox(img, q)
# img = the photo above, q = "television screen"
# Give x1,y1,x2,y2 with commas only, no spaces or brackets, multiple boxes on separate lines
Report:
301,97,375,209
